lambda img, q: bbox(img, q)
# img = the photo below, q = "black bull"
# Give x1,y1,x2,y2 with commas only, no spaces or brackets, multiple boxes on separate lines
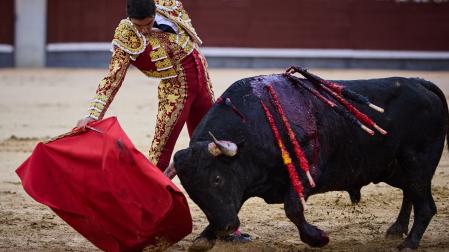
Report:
174,74,448,250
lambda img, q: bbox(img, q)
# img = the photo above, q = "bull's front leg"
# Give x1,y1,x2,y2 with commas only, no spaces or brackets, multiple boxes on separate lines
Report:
284,187,329,247
189,225,217,251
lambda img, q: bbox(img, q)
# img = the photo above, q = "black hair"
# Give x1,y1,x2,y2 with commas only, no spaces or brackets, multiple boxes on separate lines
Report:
127,0,156,19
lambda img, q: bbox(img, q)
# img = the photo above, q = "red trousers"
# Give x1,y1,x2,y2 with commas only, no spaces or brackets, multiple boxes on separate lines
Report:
149,50,214,170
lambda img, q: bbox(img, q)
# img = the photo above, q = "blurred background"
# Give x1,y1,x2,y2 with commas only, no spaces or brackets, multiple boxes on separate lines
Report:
1,0,449,70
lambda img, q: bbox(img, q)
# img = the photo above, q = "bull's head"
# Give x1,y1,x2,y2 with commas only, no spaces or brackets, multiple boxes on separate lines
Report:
174,133,244,239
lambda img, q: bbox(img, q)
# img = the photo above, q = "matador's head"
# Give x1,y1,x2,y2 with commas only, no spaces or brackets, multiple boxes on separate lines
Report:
127,0,156,36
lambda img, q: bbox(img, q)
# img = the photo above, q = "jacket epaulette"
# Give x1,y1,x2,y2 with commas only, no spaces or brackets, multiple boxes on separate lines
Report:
155,0,202,45
112,19,147,56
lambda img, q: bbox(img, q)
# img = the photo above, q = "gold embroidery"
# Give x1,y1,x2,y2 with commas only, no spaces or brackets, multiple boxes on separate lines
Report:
150,47,167,61
155,0,202,45
144,31,194,77
155,58,173,70
155,0,178,10
88,48,130,119
147,35,176,70
142,68,177,79
184,39,194,53
148,36,161,49
149,62,188,164
167,32,194,54
112,19,146,55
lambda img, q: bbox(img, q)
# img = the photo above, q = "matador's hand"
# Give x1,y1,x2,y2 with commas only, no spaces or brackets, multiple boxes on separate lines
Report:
76,117,96,130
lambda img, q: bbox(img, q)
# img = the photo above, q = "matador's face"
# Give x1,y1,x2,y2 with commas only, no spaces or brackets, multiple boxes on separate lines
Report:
130,16,155,36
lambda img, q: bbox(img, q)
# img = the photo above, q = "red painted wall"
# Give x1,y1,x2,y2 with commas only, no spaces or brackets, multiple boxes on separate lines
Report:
46,0,449,51
47,0,125,43
0,0,14,45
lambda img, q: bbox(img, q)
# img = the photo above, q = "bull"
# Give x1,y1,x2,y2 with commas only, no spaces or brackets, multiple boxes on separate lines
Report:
172,72,448,250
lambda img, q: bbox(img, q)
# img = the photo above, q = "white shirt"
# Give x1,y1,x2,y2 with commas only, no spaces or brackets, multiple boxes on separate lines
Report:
155,14,178,34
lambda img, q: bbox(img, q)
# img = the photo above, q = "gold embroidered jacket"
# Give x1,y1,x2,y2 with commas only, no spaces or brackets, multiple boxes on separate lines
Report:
154,0,202,45
87,0,201,120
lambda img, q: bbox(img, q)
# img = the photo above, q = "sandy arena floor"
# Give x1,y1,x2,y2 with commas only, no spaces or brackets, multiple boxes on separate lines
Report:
0,68,449,251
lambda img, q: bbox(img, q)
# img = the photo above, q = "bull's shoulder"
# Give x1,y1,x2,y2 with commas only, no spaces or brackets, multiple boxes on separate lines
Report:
220,76,266,97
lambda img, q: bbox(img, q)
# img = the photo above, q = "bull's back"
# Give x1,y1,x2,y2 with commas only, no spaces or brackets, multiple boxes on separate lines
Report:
192,75,447,192
341,77,446,144
308,77,446,190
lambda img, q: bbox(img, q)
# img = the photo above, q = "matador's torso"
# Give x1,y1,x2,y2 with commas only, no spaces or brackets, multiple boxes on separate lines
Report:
112,0,202,79
87,0,205,120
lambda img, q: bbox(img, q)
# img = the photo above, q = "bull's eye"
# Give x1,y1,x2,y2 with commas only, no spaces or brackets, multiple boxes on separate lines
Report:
213,175,221,186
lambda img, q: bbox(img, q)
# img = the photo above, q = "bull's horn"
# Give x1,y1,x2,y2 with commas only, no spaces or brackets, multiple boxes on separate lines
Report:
208,131,238,157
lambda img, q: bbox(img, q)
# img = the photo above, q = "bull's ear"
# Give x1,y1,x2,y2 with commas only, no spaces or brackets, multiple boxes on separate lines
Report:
173,148,193,173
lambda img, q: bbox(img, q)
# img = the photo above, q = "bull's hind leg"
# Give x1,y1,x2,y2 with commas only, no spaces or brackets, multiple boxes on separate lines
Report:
394,143,441,250
399,185,436,250
284,187,329,247
348,187,362,204
386,191,412,238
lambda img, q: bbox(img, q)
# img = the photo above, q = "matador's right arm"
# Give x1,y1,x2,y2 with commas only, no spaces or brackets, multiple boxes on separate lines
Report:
86,48,130,120
85,19,148,121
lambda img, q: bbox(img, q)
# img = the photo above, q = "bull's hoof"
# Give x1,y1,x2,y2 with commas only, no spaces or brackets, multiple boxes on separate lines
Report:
300,224,329,247
397,239,418,251
386,222,408,239
189,237,216,251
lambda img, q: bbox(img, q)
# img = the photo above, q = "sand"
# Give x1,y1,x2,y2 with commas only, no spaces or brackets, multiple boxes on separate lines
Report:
1,68,449,251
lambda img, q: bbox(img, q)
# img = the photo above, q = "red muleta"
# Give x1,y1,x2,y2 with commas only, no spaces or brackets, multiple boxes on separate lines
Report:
16,117,192,252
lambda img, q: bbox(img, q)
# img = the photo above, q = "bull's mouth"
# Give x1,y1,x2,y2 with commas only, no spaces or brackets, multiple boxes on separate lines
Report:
209,217,240,238
215,226,238,238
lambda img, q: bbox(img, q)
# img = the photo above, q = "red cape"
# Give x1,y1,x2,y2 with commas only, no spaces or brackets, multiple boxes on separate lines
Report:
16,117,192,251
